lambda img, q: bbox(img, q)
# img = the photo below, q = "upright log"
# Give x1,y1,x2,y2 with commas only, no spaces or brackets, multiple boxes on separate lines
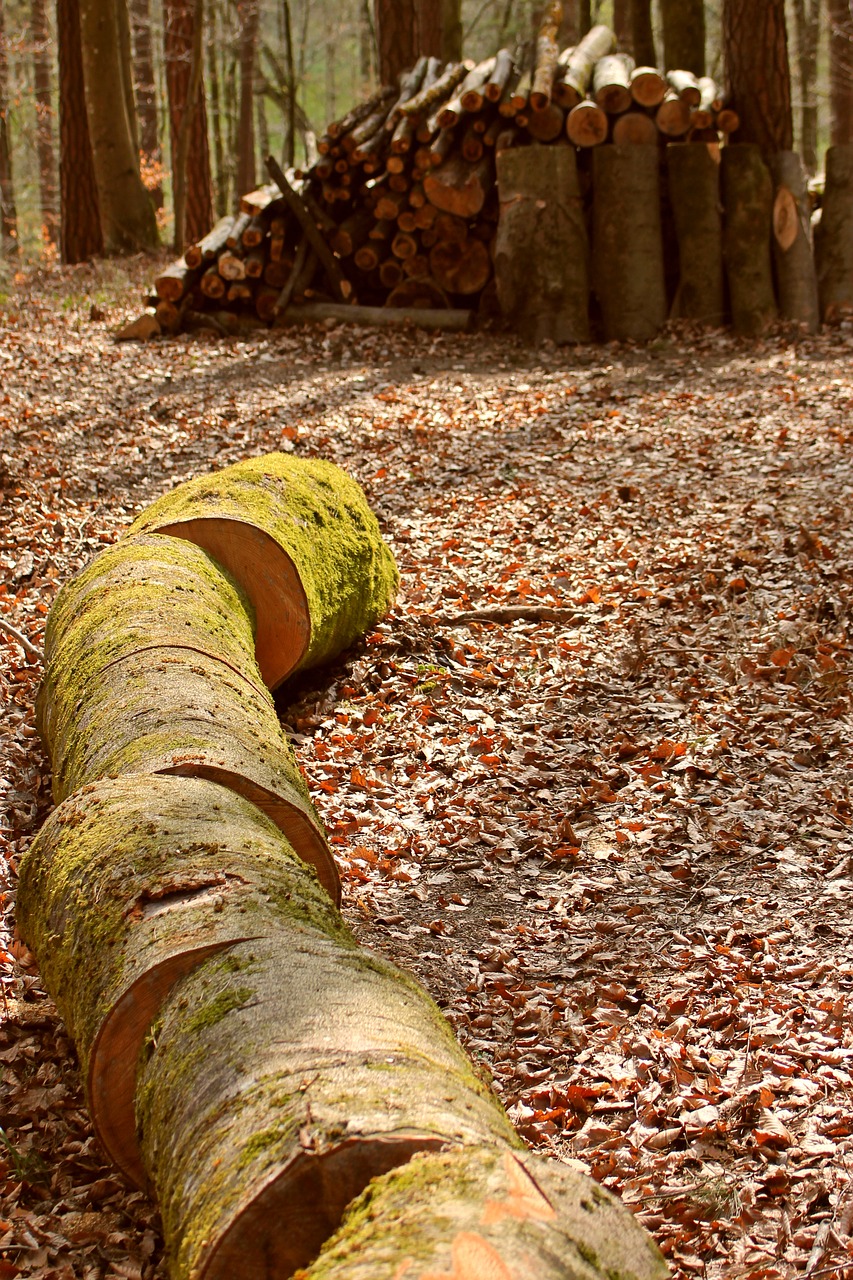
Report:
125,454,399,689
721,143,777,336
136,929,519,1280
814,143,853,323
769,150,819,332
15,775,331,1185
667,142,725,324
300,1145,669,1280
592,144,667,341
494,144,590,344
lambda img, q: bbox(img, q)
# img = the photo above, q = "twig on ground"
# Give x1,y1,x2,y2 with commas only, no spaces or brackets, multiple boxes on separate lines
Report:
0,616,41,661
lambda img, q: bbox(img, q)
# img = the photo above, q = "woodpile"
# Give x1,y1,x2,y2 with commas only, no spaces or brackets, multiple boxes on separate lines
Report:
18,454,668,1278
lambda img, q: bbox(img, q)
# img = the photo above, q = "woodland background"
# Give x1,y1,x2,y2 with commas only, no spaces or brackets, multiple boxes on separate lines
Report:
0,0,853,262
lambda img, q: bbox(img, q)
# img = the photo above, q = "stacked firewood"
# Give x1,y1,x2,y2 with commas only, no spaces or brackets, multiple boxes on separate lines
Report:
152,14,739,331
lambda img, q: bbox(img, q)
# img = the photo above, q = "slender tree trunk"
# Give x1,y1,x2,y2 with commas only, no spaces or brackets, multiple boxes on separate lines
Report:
578,0,591,37
172,0,206,250
165,0,213,246
630,0,656,68
130,0,162,206
613,0,632,52
0,0,19,253
661,0,704,75
255,60,269,178
560,0,579,45
115,0,138,153
207,0,227,215
791,0,819,171
723,0,792,153
30,0,58,245
77,0,157,253
282,0,296,165
324,18,336,123
359,0,375,80
828,0,853,145
56,0,102,260
236,0,259,196
441,0,462,61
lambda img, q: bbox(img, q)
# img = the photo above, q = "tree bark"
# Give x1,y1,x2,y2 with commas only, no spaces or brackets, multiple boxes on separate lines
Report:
630,0,656,69
441,0,462,61
374,0,444,86
56,0,102,261
661,0,705,76
722,0,792,153
31,0,58,245
136,929,519,1280
815,143,853,320
16,774,327,1185
721,143,777,335
130,0,162,205
0,0,18,253
126,453,399,690
236,0,260,196
494,143,591,343
77,0,158,252
667,143,724,324
790,0,819,171
769,150,819,332
300,1145,669,1280
592,144,667,340
828,0,853,145
165,0,213,247
613,0,632,52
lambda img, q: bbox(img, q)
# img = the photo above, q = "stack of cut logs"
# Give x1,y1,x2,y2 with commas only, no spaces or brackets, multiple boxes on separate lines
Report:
153,14,740,332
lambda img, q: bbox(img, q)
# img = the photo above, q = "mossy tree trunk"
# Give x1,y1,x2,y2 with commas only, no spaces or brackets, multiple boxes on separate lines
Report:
667,143,724,325
16,775,331,1186
300,1145,670,1280
127,454,399,690
137,932,519,1280
815,143,853,322
494,144,591,344
592,144,667,341
721,143,777,336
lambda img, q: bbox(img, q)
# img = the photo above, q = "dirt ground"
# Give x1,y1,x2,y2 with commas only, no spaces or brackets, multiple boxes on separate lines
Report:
1,259,852,1279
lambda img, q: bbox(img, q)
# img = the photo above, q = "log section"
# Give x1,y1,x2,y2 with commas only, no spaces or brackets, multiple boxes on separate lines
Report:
592,144,667,341
667,142,725,324
721,143,777,336
126,454,399,689
769,150,819,332
300,1145,670,1280
136,931,518,1280
15,775,331,1186
815,143,853,322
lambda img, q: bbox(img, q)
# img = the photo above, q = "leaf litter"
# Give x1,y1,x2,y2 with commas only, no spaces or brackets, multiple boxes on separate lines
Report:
1,259,853,1279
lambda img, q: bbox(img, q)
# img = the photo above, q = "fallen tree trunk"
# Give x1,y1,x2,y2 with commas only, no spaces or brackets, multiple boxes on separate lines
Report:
769,150,819,332
125,454,399,689
667,142,725,324
721,143,777,336
299,1144,670,1280
494,144,590,343
592,144,667,340
274,301,474,331
136,930,519,1280
15,774,330,1187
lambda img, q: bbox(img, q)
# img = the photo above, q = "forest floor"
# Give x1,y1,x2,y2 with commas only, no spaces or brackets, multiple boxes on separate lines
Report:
1,257,852,1280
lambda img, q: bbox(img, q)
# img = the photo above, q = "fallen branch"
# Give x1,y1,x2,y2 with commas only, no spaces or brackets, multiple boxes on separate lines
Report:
0,615,41,660
265,154,353,304
438,604,583,625
274,302,474,332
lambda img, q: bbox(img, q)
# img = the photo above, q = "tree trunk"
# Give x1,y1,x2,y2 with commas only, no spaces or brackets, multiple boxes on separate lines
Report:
130,0,162,206
207,0,228,214
136,928,518,1280
374,0,444,86
667,142,724,324
494,143,590,343
165,0,213,247
56,0,102,261
592,144,667,340
722,0,792,153
661,0,705,76
769,150,819,332
815,143,853,320
0,0,18,253
441,0,462,61
126,453,399,690
613,0,632,53
721,143,777,335
236,0,260,196
790,0,819,172
77,0,158,252
16,774,328,1186
828,0,853,145
630,0,656,69
300,1145,669,1280
31,0,58,245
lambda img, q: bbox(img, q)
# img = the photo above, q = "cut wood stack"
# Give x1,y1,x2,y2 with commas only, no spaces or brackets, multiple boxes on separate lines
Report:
17,453,668,1279
151,17,741,337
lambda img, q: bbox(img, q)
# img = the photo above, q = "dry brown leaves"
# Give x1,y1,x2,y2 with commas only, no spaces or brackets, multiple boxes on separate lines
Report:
1,259,852,1279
